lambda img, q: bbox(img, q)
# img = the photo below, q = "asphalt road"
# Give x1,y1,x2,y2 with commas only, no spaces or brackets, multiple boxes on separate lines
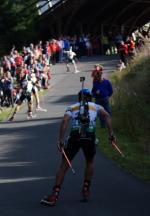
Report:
0,56,150,216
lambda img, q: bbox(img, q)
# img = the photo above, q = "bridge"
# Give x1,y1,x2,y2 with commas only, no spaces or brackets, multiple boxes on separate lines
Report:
36,0,150,35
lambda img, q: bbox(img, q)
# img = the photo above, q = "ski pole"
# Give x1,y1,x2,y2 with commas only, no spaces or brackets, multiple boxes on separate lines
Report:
112,141,125,158
7,96,18,120
62,148,75,174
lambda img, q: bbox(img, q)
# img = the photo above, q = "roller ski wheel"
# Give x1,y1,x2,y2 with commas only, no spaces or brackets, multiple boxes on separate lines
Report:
40,194,58,207
81,190,90,202
81,181,90,202
40,186,60,207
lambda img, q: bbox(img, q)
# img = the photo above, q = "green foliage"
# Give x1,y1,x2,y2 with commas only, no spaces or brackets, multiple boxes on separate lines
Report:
111,56,150,152
0,0,39,53
97,53,150,182
0,107,12,121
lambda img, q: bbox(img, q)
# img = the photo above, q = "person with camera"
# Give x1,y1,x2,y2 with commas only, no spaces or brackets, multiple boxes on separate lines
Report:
40,77,116,206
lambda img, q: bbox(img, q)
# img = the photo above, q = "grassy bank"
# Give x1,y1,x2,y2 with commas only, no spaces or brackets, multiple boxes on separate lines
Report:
97,53,150,182
0,108,12,121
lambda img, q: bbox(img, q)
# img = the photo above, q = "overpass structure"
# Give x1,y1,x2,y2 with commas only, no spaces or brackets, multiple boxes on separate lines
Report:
37,0,150,36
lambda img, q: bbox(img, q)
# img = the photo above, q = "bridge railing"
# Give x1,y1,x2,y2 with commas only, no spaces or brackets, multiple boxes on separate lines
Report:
37,0,65,15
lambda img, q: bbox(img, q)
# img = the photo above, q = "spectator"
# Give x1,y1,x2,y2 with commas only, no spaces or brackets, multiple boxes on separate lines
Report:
117,41,128,66
92,71,113,127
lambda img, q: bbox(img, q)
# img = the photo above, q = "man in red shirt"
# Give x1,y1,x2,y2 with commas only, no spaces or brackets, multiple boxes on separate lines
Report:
15,52,23,67
117,41,128,66
126,36,135,59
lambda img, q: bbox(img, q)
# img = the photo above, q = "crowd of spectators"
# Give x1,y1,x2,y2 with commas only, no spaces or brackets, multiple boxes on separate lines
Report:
0,31,147,111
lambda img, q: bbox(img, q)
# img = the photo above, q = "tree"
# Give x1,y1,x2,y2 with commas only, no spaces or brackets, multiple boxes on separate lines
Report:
0,0,39,53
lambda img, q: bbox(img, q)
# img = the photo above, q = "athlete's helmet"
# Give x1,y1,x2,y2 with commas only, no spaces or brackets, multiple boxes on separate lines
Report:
78,88,92,101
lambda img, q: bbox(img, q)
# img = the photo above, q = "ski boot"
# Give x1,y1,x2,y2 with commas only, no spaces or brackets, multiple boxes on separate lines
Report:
81,180,91,201
40,186,60,206
27,112,36,119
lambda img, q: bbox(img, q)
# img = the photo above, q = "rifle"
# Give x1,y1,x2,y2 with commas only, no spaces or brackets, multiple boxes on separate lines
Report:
78,77,89,137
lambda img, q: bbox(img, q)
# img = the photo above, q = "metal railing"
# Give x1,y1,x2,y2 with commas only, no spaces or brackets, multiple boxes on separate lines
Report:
37,0,62,15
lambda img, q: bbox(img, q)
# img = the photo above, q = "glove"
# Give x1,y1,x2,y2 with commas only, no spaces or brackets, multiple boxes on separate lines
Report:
57,140,64,152
109,134,116,145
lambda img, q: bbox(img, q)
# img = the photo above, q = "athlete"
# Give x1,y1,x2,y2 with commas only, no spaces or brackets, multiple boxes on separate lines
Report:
64,47,80,73
9,71,34,121
30,72,46,111
40,86,116,206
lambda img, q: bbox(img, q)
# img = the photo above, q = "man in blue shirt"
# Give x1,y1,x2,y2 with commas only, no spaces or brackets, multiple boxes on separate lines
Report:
92,72,113,127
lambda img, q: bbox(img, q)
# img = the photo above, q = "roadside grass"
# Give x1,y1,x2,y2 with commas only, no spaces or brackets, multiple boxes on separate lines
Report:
96,52,150,182
97,124,150,182
0,108,12,121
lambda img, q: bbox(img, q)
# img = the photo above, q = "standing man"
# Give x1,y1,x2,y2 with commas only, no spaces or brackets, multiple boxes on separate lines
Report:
40,84,116,206
92,71,113,127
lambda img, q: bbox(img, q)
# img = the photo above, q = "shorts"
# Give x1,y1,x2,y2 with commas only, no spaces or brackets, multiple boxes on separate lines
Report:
64,131,96,162
66,58,73,63
19,92,32,103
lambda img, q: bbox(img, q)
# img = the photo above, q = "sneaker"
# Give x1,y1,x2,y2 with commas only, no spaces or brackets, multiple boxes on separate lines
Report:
40,194,58,206
81,181,90,201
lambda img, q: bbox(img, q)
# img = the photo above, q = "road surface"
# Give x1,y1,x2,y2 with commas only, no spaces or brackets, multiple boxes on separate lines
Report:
0,56,149,216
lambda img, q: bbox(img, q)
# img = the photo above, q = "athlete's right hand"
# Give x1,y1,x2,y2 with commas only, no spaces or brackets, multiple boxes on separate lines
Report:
57,140,64,152
109,134,116,145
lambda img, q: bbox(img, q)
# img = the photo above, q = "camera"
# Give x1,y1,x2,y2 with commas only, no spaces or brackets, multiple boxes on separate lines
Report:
80,76,85,82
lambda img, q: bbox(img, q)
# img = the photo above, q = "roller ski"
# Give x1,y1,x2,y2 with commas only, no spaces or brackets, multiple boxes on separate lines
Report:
81,180,91,202
8,116,15,121
40,186,60,206
8,111,16,121
35,106,47,112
